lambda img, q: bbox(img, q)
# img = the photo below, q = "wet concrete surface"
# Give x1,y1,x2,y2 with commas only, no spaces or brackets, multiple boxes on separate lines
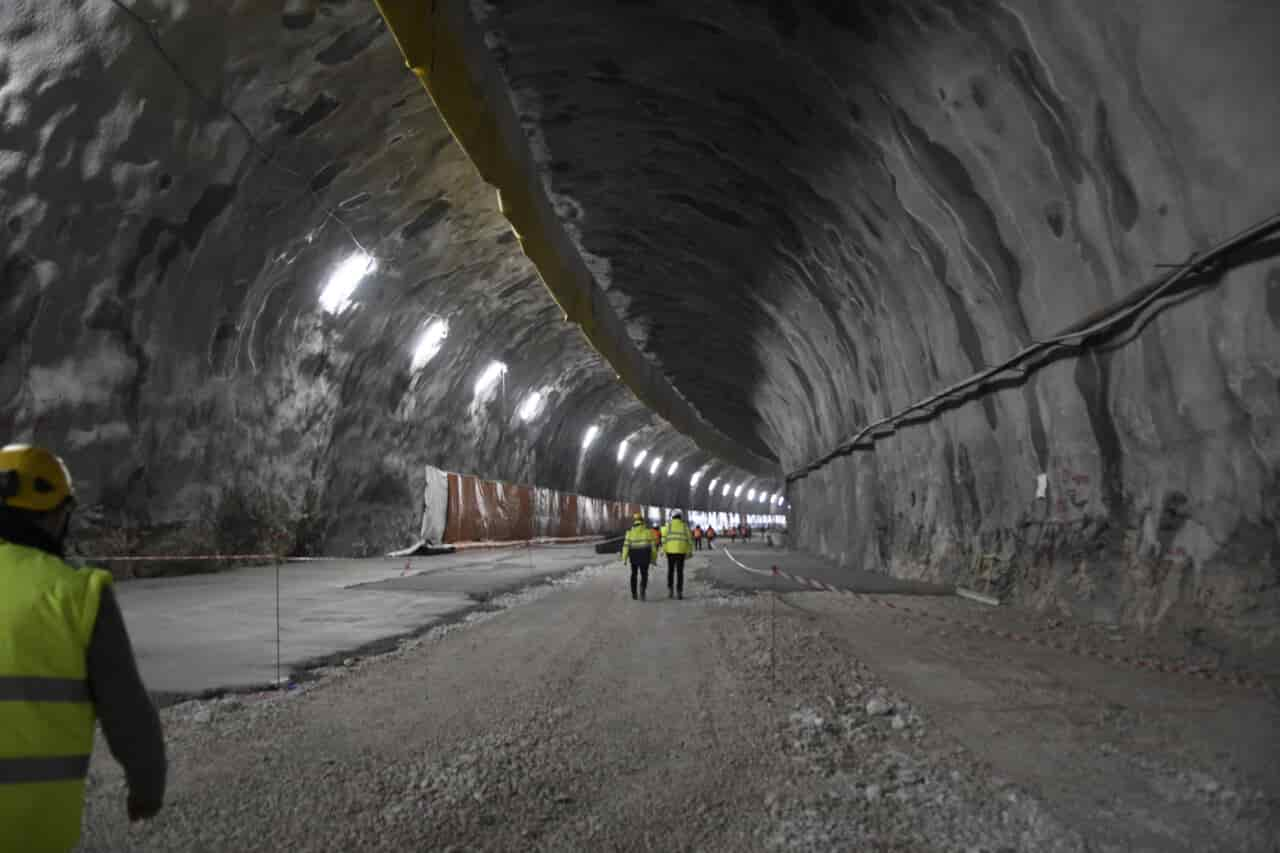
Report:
116,544,608,696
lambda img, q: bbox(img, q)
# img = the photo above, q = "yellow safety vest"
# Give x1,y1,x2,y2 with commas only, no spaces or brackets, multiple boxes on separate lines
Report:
0,540,111,853
661,520,692,555
621,524,656,562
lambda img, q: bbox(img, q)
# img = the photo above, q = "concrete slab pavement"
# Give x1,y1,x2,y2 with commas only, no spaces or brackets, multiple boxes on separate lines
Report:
114,544,609,697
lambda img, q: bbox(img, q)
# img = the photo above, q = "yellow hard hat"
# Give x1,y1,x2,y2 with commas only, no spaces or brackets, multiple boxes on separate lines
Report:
0,444,76,512
633,512,644,523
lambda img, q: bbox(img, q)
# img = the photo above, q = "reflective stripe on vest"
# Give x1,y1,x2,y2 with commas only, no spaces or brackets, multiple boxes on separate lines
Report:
0,676,91,703
0,755,90,785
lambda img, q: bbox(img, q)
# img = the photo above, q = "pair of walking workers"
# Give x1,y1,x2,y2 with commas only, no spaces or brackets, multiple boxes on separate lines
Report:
620,511,693,600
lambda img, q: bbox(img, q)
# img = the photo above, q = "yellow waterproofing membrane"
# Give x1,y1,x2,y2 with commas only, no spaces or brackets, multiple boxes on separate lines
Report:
373,0,780,478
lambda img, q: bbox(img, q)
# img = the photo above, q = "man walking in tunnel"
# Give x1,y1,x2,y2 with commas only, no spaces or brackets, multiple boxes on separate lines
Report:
661,512,693,599
706,525,716,550
0,444,167,851
621,513,656,601
693,524,703,551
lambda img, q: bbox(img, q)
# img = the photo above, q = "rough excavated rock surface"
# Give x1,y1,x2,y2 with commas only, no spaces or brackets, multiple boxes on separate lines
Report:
473,0,1280,652
4,1,1278,653
0,0,768,559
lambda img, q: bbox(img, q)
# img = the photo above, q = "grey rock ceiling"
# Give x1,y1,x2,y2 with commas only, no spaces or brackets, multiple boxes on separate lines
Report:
3,0,1278,648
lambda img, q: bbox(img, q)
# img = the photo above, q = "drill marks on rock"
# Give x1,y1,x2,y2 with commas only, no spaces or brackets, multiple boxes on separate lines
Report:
1006,48,1084,185
308,161,348,193
400,197,453,241
1044,199,1066,237
315,16,387,66
1093,101,1140,232
0,254,43,366
119,183,237,299
1266,269,1280,330
907,215,999,432
1073,350,1125,518
891,109,1031,348
283,93,341,137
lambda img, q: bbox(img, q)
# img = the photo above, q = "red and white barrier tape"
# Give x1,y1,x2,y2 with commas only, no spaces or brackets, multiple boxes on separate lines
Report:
722,549,1270,692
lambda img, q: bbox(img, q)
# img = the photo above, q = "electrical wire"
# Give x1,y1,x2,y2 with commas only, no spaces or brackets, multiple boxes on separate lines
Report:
787,211,1280,482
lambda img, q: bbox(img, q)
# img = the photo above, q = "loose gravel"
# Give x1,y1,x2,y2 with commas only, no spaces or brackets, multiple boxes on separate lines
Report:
78,559,1277,851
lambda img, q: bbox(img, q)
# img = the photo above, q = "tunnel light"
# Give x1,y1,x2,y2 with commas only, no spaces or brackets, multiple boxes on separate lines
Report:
319,252,376,314
410,318,449,371
708,478,719,492
582,425,600,449
690,471,702,487
633,450,648,469
667,461,679,477
734,484,744,498
617,440,629,463
649,456,662,475
748,489,757,501
517,390,545,422
722,483,730,497
474,360,508,396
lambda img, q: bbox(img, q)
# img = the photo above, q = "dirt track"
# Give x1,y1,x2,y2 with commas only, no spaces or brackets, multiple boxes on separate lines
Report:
80,554,1279,851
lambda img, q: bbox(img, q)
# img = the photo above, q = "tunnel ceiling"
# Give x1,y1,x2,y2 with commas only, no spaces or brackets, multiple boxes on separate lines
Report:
4,0,1279,647
0,0,781,557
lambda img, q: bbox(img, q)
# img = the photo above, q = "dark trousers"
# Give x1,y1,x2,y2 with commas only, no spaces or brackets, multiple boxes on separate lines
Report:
667,554,686,595
629,551,651,598
706,538,714,550
694,538,703,550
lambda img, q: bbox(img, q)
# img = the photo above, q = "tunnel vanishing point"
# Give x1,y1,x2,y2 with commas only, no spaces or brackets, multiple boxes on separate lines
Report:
2,0,1278,655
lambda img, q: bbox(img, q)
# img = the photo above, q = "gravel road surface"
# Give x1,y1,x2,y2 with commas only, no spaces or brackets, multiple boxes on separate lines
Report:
79,553,1278,851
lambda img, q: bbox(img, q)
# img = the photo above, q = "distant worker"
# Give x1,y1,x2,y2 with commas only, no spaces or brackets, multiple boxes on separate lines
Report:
621,512,656,601
661,512,693,599
729,524,737,543
705,525,716,550
693,524,704,551
0,444,166,851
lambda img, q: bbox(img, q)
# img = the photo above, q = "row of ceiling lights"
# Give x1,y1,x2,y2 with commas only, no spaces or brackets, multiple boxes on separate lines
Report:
321,254,786,508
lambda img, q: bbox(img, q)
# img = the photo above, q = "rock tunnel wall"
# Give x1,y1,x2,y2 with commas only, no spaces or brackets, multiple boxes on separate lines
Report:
0,0,777,561
474,0,1280,651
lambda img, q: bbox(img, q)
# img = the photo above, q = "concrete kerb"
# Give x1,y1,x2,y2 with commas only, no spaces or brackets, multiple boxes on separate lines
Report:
721,549,1272,693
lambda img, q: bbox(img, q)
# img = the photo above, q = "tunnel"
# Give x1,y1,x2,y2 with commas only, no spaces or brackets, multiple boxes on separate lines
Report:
2,1,1278,850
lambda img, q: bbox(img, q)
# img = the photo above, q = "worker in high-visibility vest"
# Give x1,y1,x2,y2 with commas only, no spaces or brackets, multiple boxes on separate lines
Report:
692,524,704,551
705,526,716,550
660,512,693,599
0,444,167,851
621,513,657,601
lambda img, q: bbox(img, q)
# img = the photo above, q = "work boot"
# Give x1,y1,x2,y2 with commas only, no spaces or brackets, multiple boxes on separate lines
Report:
631,590,637,600
669,587,674,598
678,591,683,600
641,588,647,601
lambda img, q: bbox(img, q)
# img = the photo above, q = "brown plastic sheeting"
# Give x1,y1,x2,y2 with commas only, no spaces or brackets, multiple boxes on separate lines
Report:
443,472,643,543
